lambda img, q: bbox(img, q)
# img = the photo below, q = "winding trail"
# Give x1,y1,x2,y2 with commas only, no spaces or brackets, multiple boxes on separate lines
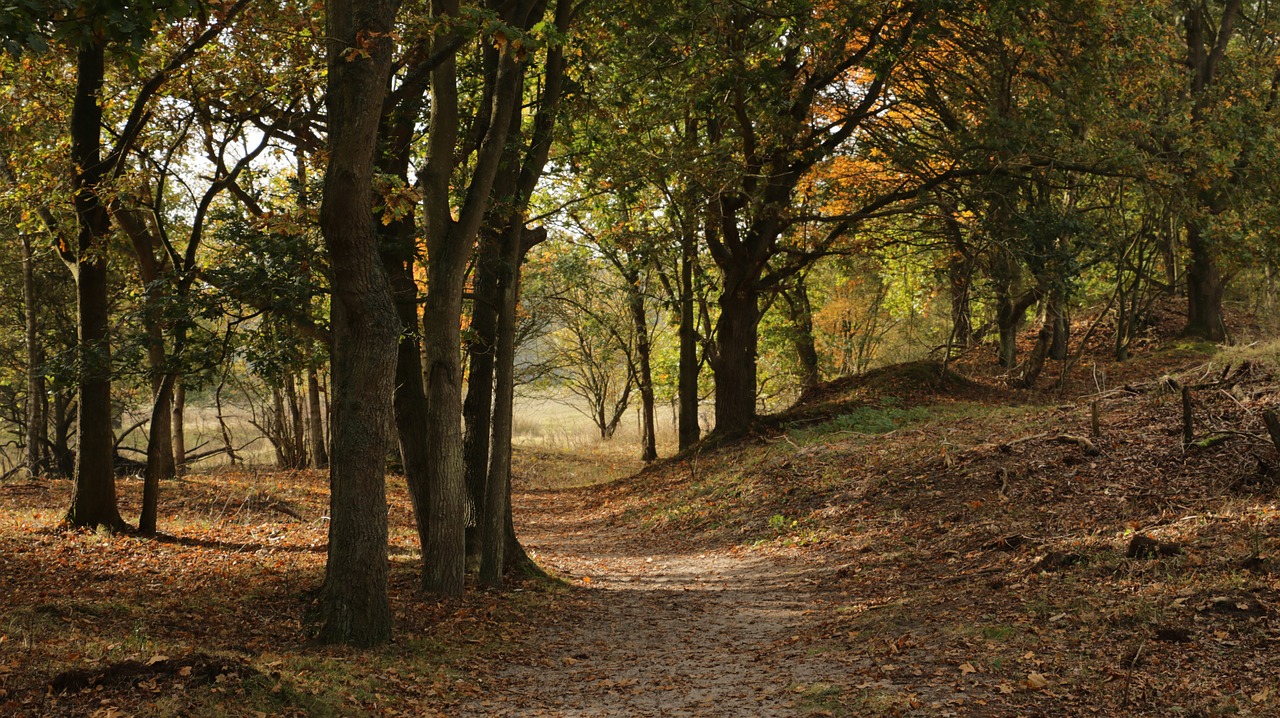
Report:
459,483,841,717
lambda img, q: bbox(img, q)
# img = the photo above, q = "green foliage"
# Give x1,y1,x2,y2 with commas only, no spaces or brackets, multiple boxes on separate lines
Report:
808,397,931,436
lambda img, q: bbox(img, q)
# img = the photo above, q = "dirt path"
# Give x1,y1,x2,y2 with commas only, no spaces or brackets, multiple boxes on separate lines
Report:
458,487,839,717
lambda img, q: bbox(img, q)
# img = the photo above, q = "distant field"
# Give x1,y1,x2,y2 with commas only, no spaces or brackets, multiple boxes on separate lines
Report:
0,389,698,476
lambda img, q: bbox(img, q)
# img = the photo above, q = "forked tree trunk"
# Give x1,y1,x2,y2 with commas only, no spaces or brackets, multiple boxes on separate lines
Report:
421,8,522,596
317,0,401,648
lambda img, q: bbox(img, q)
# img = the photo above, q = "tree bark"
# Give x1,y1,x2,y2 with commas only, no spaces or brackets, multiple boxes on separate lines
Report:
712,272,760,437
21,235,47,476
64,41,125,532
1183,221,1228,341
421,1,523,596
317,0,401,647
171,378,186,473
781,276,820,391
306,364,329,469
625,268,658,462
480,232,521,587
138,373,175,535
677,216,701,451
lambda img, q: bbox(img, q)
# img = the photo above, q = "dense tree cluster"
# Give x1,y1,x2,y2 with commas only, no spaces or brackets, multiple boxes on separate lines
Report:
0,0,1276,644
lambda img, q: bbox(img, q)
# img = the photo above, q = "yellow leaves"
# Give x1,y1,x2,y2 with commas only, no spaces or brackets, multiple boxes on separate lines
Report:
958,661,977,675
1024,671,1049,690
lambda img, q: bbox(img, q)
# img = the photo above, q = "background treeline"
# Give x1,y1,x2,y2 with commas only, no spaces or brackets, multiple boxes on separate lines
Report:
0,0,1277,644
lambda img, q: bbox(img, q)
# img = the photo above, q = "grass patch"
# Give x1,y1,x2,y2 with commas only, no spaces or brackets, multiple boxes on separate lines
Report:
797,396,931,437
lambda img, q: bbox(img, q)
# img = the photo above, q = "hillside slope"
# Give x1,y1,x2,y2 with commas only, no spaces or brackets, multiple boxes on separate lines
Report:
497,341,1280,717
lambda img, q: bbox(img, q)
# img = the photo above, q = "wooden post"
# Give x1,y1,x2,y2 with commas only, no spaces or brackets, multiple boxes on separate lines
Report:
1091,400,1101,438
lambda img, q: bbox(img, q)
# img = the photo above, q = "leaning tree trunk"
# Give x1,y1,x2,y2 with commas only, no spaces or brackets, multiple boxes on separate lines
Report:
64,41,124,532
383,220,432,560
138,373,175,535
317,0,401,648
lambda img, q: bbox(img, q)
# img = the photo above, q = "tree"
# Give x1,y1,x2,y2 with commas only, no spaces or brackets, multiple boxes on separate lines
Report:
1,0,250,530
317,0,402,647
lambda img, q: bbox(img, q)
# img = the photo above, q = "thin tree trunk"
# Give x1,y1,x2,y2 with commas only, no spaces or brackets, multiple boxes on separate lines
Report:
285,373,305,467
623,267,658,461
171,378,186,473
317,0,401,647
463,227,501,568
21,235,46,476
307,364,329,469
385,236,432,562
480,236,521,587
138,373,175,535
677,219,700,451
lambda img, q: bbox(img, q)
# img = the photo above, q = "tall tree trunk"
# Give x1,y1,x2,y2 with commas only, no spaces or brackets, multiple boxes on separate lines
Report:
712,273,760,437
64,41,124,532
317,0,401,648
625,269,658,462
421,7,522,596
462,227,501,568
480,234,521,587
171,378,185,473
384,228,432,563
271,387,289,468
1178,0,1240,341
306,364,329,469
677,219,700,451
21,235,46,475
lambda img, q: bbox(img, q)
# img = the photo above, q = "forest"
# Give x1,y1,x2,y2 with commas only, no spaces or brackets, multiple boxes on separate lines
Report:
1,0,1279,715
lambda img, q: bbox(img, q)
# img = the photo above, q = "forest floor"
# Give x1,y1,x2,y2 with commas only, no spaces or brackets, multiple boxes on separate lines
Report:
2,316,1280,717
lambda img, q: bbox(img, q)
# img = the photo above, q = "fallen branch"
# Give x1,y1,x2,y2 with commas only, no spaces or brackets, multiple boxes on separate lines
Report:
1055,434,1101,456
